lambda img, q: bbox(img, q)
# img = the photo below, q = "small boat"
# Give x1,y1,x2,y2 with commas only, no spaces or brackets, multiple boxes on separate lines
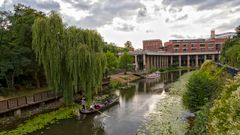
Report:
145,71,160,79
80,97,119,114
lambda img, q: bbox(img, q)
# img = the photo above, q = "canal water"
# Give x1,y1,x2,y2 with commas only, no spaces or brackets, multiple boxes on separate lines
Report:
35,70,187,135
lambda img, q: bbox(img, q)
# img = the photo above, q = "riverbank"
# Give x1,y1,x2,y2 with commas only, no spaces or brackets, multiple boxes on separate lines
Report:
138,72,193,135
110,72,141,84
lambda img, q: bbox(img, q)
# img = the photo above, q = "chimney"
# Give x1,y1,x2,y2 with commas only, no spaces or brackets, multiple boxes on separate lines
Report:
211,29,215,39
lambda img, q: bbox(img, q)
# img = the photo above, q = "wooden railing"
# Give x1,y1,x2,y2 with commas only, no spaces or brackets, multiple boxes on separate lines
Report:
0,91,61,114
0,78,110,115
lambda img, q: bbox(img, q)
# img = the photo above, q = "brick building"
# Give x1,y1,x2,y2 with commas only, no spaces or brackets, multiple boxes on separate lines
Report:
143,39,163,51
164,30,227,53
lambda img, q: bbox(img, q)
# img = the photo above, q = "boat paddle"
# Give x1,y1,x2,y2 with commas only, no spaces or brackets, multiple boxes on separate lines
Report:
95,109,111,117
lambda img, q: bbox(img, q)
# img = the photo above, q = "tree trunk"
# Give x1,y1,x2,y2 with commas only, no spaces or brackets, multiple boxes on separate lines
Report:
34,72,41,88
5,75,10,89
11,72,15,88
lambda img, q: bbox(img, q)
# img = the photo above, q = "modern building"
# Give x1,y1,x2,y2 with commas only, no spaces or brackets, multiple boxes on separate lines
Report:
133,30,229,72
215,32,236,39
143,39,163,51
164,30,228,53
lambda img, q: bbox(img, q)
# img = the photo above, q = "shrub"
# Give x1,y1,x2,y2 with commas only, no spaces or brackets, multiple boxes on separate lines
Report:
183,71,218,111
110,80,121,89
188,105,209,135
208,76,240,135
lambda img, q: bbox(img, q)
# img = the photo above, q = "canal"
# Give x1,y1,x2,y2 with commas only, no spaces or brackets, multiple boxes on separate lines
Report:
35,70,188,135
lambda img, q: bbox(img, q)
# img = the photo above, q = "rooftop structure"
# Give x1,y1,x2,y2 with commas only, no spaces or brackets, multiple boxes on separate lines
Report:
143,39,163,51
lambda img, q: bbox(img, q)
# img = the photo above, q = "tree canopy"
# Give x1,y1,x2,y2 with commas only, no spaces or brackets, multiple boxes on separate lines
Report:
32,12,106,105
119,52,133,74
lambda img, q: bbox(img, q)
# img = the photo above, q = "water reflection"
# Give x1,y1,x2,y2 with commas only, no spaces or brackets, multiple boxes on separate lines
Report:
36,70,185,135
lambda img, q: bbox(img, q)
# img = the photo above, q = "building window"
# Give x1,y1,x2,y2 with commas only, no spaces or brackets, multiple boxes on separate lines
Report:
208,47,214,51
191,48,197,52
174,44,179,48
191,44,197,47
174,49,178,52
200,44,205,47
208,43,214,47
182,44,187,47
183,48,187,52
200,48,205,52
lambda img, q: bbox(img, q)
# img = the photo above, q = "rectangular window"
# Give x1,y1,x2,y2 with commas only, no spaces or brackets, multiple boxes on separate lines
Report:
208,48,214,51
174,49,178,52
208,43,214,47
200,48,205,52
174,44,179,48
200,44,205,47
191,48,197,52
191,44,197,47
183,49,187,52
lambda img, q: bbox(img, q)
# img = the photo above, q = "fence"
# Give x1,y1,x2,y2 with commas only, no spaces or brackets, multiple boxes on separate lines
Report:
0,91,61,114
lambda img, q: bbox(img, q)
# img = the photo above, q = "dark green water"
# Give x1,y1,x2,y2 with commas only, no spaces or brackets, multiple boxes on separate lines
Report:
34,70,187,135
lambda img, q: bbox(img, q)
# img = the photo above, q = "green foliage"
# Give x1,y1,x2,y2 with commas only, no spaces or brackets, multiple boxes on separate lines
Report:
119,52,133,74
0,106,79,135
208,76,240,135
183,71,218,111
188,105,209,135
0,4,45,89
105,51,119,72
32,12,106,106
110,80,121,89
102,42,124,54
220,27,240,68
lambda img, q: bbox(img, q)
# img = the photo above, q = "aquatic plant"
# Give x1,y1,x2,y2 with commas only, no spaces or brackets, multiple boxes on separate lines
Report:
0,106,80,135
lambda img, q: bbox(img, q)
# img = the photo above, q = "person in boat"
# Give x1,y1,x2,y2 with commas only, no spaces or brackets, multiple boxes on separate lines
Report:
104,99,110,105
81,96,86,110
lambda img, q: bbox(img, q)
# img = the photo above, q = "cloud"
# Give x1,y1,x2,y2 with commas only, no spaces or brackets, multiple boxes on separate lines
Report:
216,17,240,31
137,7,147,18
146,29,154,33
0,0,60,11
114,23,135,32
63,0,144,28
165,14,188,23
162,0,240,11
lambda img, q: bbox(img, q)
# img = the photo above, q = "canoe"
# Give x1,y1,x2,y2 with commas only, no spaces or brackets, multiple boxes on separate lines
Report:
80,97,119,114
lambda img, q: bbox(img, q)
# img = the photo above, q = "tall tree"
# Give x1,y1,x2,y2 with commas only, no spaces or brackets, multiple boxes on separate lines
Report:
124,41,133,48
119,52,133,74
105,51,119,73
32,12,106,106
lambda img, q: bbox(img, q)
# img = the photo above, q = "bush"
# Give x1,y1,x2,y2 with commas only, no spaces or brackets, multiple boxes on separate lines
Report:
208,76,240,135
188,105,209,135
110,80,121,89
183,71,218,111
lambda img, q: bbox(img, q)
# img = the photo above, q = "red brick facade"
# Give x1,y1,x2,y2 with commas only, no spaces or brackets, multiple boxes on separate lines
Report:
164,38,226,53
143,39,162,51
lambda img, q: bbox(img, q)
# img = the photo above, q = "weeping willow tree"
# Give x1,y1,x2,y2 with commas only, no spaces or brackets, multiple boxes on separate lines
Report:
32,12,106,106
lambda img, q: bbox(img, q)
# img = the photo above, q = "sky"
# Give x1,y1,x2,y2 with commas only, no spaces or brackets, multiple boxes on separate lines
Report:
1,0,240,49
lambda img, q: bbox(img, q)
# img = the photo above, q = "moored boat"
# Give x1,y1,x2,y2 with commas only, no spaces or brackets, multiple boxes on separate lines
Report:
145,71,160,79
80,97,119,114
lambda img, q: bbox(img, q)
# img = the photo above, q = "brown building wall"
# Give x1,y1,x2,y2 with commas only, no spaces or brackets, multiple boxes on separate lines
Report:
143,39,162,51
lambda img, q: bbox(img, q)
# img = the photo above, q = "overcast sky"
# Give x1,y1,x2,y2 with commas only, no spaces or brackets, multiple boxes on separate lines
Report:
1,0,240,48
